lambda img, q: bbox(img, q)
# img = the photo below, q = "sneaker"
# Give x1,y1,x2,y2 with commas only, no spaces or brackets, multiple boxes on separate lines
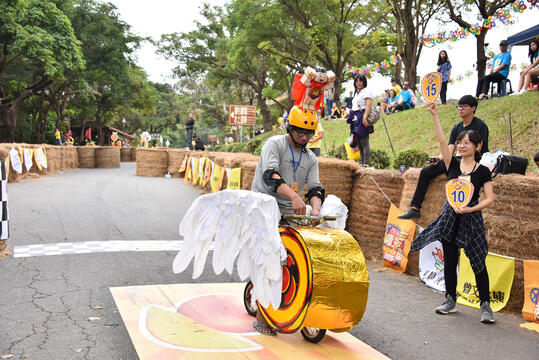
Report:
435,294,457,314
480,301,495,324
479,94,489,100
398,208,420,220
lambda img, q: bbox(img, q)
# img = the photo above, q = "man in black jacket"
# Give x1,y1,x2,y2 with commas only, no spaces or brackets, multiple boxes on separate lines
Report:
186,113,195,150
399,95,489,219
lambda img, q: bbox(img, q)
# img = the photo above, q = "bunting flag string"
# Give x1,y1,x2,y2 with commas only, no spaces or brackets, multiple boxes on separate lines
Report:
419,1,534,46
449,62,529,84
265,90,289,105
343,54,401,76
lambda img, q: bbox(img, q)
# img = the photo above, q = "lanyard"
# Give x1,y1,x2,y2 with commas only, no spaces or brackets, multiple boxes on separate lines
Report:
288,141,302,180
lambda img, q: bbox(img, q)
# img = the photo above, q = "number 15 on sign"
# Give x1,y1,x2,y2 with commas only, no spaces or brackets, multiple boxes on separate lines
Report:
421,72,442,104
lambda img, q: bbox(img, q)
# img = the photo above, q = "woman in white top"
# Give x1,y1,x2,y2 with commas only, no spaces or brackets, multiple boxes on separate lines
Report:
513,39,539,95
346,73,374,166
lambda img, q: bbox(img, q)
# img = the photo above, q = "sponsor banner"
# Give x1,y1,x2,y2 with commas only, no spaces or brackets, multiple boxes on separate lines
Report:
419,240,446,292
382,204,416,272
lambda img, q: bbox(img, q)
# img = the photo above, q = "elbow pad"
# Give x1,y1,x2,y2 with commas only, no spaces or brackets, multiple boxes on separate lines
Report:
262,169,285,192
305,186,325,204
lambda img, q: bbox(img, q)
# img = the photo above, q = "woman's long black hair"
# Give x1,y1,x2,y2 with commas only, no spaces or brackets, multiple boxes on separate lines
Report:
437,50,449,65
456,130,483,162
528,39,539,64
354,73,367,94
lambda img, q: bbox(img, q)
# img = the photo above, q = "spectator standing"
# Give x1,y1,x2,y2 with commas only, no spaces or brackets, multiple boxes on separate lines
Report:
476,40,512,100
347,73,374,166
85,127,92,145
393,80,413,112
186,113,195,150
54,128,62,145
437,50,452,104
391,79,402,96
307,122,324,157
513,39,539,95
410,102,495,324
344,91,354,111
399,95,489,219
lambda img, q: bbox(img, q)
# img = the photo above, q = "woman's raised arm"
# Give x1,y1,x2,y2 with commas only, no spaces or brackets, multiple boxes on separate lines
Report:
428,103,452,170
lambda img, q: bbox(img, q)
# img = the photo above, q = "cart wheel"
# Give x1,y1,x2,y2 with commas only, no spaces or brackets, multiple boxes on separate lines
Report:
243,281,257,317
300,327,326,343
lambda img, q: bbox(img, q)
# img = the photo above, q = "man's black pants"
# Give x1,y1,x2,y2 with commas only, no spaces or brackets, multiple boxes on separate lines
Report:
410,160,447,209
476,72,505,97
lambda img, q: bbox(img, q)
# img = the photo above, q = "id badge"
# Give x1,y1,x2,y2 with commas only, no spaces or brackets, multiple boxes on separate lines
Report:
459,175,471,182
291,181,299,193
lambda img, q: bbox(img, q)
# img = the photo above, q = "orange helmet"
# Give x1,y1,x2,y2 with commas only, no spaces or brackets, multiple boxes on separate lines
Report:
287,106,318,131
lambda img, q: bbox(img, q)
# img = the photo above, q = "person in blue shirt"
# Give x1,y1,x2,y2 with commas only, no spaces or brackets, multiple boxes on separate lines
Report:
437,50,452,104
476,39,512,99
394,80,413,112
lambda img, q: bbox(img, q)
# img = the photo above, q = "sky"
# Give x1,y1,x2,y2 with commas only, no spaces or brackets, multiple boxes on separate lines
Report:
109,0,538,101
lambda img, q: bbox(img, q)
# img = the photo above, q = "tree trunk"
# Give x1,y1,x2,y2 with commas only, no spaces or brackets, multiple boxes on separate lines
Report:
395,16,403,82
475,31,488,80
401,7,419,90
258,95,273,132
333,77,342,107
0,105,17,142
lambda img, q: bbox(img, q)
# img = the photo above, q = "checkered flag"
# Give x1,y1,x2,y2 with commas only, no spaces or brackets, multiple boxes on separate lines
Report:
0,160,8,240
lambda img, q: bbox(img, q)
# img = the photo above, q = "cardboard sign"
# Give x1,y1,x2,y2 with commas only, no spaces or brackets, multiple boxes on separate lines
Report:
421,72,442,104
445,178,474,209
383,204,416,272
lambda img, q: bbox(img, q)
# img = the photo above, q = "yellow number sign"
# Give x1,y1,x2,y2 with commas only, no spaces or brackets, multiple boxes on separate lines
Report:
445,178,474,209
421,72,442,104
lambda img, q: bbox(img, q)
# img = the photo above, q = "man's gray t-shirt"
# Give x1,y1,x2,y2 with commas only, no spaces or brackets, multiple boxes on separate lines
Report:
252,135,321,214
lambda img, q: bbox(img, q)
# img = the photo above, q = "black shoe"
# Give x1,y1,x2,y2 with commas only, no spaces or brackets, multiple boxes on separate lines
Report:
398,208,420,219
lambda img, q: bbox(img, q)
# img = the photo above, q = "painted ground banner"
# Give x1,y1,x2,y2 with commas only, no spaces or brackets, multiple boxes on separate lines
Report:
522,260,539,323
419,240,446,292
382,204,416,272
456,250,514,312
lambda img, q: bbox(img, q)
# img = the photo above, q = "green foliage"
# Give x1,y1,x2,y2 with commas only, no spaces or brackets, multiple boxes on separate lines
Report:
327,142,347,160
370,149,391,169
392,148,429,169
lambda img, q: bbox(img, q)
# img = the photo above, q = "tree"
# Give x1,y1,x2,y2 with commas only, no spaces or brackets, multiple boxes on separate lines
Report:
265,0,391,101
444,0,514,81
385,0,443,89
158,2,287,131
0,0,84,141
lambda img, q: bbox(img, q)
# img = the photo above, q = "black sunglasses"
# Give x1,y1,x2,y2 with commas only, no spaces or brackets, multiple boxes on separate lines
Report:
294,129,315,138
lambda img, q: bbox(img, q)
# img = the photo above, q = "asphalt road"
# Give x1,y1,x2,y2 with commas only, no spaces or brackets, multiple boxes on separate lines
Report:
0,163,537,360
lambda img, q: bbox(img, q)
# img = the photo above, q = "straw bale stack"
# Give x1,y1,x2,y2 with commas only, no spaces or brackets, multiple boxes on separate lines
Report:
482,174,539,312
167,149,188,177
77,146,97,168
136,148,168,177
241,161,258,190
318,158,358,208
120,148,131,162
399,168,447,229
63,146,79,169
347,169,405,260
96,147,120,168
131,147,137,161
44,145,61,174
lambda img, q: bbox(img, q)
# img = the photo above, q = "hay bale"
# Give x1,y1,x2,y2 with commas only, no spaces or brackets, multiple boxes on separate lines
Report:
77,146,96,168
167,149,188,177
347,168,405,260
241,161,258,190
43,145,60,174
136,148,168,177
120,148,131,162
318,158,359,208
131,147,137,161
96,147,120,168
399,168,446,228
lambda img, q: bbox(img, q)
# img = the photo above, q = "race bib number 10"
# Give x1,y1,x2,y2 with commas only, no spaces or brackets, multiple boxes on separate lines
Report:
445,178,474,209
421,72,442,104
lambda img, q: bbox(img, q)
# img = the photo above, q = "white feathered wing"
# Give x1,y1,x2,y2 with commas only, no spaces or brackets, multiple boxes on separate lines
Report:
173,189,286,310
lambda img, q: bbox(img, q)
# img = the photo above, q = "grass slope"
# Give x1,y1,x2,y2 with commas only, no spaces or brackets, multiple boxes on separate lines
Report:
320,92,538,170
